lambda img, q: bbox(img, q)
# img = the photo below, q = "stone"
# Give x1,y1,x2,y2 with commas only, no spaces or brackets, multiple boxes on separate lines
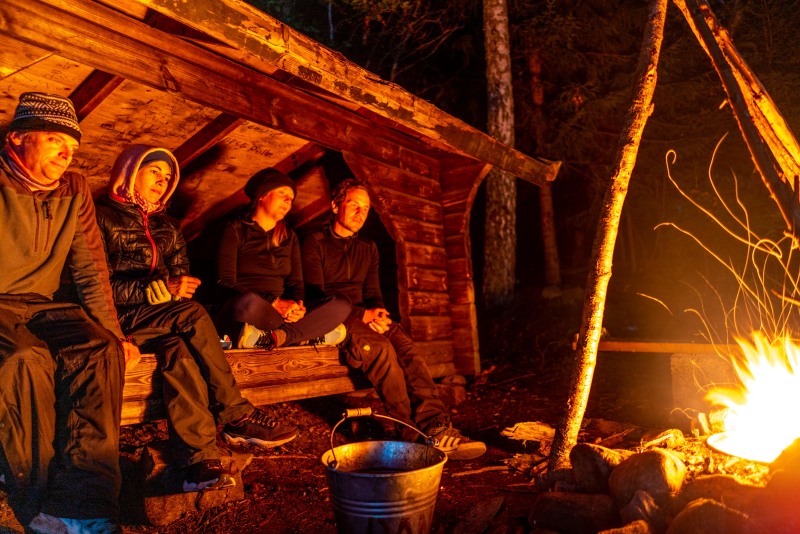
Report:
528,492,619,534
453,496,505,534
132,442,253,526
620,490,667,533
599,519,654,534
609,449,686,507
671,474,761,515
748,468,800,533
570,443,629,493
666,498,751,534
437,383,467,406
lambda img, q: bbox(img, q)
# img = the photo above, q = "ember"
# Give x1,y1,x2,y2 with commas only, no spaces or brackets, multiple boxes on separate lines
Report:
706,334,800,463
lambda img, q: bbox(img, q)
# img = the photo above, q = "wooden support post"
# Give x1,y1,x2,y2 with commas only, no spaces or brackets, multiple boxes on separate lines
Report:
548,0,668,471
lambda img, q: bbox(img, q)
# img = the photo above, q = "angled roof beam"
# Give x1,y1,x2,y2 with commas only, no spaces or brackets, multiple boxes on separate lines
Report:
172,112,243,169
69,69,124,121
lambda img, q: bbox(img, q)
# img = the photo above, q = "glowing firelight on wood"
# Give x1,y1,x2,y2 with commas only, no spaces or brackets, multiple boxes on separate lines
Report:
705,333,800,463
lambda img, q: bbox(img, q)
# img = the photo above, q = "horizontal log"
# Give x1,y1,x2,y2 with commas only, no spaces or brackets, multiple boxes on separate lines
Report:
447,257,473,282
342,152,442,200
408,315,453,342
586,339,739,354
448,280,476,306
407,290,451,316
392,216,445,247
370,185,444,224
403,266,448,292
414,340,456,366
397,242,448,269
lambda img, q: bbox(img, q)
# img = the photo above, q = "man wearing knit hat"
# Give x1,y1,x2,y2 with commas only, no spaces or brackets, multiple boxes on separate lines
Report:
0,93,138,533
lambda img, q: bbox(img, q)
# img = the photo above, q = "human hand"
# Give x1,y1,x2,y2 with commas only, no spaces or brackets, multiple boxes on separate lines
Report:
274,298,299,319
364,308,392,333
146,279,172,305
284,300,306,323
122,341,141,369
167,275,201,299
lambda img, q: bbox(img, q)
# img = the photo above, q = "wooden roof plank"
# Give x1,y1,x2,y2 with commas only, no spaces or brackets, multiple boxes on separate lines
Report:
128,0,560,184
0,0,443,168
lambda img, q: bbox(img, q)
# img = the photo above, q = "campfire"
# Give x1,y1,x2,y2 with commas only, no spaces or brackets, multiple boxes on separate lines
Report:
706,334,800,464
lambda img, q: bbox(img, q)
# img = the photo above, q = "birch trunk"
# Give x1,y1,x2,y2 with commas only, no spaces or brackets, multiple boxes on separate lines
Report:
548,0,668,470
483,0,516,308
673,0,800,237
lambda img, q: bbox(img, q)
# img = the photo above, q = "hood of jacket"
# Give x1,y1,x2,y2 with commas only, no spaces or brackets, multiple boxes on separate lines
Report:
106,144,179,212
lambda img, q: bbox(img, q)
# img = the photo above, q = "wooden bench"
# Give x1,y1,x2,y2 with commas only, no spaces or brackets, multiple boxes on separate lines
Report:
121,345,453,426
589,338,738,411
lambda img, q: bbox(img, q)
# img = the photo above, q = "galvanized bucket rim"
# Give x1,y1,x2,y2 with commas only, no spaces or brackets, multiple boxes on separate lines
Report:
321,439,447,477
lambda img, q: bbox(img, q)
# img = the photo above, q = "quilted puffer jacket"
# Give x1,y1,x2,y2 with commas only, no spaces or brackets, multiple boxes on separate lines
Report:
95,144,188,307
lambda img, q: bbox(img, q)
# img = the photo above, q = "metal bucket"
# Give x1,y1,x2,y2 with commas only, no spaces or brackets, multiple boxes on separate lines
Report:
321,409,447,534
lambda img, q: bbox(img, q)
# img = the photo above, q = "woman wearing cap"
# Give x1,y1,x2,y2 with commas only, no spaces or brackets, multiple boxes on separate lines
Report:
95,145,298,494
215,167,351,349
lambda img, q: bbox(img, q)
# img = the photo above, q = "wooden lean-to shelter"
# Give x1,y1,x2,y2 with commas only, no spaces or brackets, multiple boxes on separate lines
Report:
0,0,560,424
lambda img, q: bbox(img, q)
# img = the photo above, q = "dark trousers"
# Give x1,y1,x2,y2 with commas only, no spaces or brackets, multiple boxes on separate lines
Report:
0,296,124,526
118,300,253,466
343,316,447,437
221,292,351,346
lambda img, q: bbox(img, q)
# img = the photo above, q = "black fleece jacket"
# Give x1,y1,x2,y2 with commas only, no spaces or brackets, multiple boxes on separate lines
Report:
301,224,383,319
216,218,303,302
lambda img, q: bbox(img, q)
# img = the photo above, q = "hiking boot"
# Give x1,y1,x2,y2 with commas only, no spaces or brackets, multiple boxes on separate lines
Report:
428,424,487,461
181,459,235,492
28,513,120,534
238,323,276,350
222,408,298,448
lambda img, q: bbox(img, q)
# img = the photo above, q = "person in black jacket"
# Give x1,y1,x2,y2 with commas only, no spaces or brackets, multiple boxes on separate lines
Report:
215,168,350,349
96,145,298,493
302,179,486,460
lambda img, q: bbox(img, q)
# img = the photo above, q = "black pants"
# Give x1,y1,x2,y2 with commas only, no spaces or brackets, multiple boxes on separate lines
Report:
0,296,124,526
219,292,351,346
118,300,253,466
343,316,447,438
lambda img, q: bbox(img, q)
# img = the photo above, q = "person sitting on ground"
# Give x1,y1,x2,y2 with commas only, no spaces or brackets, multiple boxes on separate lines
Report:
0,92,140,533
215,167,351,349
302,178,486,460
95,145,298,493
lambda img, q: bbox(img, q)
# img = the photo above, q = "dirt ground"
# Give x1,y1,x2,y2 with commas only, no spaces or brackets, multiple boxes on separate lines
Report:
0,285,687,533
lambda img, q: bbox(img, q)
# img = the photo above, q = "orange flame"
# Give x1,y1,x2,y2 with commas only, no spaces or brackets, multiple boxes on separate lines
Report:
705,333,800,463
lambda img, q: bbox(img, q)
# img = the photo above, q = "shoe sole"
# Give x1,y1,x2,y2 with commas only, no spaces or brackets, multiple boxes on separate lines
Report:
444,443,487,461
182,473,236,492
222,431,298,449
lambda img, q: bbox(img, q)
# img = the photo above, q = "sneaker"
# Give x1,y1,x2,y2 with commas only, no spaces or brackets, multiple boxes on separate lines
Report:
222,408,298,448
238,323,276,349
428,424,487,461
181,459,235,492
305,323,348,346
322,323,347,346
28,512,119,534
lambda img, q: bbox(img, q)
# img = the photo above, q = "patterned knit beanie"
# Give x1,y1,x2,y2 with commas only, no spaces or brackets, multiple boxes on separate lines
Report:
10,92,82,143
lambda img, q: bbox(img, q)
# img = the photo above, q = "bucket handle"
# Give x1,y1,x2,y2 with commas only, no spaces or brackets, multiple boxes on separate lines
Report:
328,407,436,469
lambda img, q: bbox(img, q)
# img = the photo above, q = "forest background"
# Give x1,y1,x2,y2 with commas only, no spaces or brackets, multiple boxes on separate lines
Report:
248,0,800,343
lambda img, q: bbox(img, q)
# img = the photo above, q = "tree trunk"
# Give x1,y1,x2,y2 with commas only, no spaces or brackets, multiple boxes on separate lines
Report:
529,52,561,288
672,0,800,239
482,0,516,308
548,0,668,470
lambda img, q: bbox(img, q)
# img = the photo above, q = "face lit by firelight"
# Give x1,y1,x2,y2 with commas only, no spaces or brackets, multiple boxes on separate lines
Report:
332,187,370,237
